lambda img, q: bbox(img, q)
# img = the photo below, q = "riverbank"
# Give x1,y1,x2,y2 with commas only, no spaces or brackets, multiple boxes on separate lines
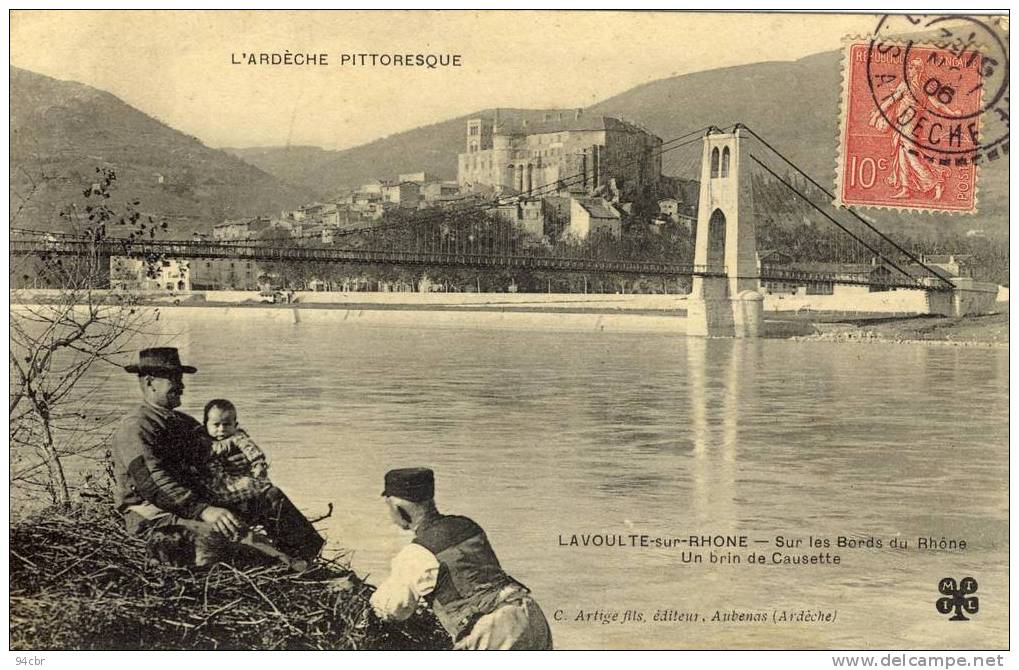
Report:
10,500,449,650
11,290,1008,344
778,305,1009,347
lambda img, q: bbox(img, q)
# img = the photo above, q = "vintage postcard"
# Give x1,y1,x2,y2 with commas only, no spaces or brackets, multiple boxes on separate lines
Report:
8,10,1009,658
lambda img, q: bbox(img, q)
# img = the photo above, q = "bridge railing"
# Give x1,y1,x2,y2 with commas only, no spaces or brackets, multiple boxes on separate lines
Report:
10,237,698,278
758,268,940,290
9,236,954,291
691,264,728,277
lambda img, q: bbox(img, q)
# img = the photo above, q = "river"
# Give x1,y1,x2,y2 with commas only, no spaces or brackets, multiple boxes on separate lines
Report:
90,308,1008,649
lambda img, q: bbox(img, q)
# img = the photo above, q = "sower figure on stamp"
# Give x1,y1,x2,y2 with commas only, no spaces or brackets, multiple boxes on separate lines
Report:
869,57,961,201
110,347,324,569
370,468,553,650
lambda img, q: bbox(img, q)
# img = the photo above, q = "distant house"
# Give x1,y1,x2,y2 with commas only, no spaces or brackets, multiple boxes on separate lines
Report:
319,203,340,228
657,194,696,232
757,250,798,294
190,258,262,290
382,181,421,209
420,181,460,204
212,216,271,241
110,257,190,292
568,197,622,240
494,199,544,239
755,250,916,295
658,198,680,218
758,249,794,267
398,171,439,184
272,217,304,238
765,260,899,295
917,254,974,278
300,203,326,223
281,208,307,222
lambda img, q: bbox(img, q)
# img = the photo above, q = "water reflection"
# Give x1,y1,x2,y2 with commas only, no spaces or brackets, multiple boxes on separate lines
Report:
71,311,1007,649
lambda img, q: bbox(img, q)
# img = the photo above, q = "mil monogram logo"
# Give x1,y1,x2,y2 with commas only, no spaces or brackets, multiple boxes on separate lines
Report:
936,577,979,621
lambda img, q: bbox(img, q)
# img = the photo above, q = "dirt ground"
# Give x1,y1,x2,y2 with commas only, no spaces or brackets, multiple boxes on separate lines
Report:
774,303,1009,344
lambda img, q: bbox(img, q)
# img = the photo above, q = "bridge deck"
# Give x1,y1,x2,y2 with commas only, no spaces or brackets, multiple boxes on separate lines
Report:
10,236,950,291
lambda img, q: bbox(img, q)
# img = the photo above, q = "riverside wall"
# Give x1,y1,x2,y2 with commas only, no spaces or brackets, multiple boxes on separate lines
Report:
9,296,692,335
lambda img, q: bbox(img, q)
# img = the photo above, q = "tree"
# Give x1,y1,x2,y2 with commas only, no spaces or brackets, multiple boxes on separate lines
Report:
10,168,166,509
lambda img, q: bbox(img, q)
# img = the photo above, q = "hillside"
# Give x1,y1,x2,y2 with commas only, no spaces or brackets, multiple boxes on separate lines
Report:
225,108,580,197
222,146,338,196
10,67,316,236
236,51,1006,236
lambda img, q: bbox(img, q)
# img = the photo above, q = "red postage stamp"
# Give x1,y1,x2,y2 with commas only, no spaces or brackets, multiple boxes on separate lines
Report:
836,41,983,212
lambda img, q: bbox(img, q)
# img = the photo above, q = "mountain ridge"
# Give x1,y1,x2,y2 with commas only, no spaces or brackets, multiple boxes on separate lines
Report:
12,47,1007,238
226,49,1005,236
10,66,316,235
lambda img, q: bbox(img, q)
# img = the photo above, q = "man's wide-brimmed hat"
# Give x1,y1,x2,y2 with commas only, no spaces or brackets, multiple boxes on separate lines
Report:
124,347,197,376
382,467,435,502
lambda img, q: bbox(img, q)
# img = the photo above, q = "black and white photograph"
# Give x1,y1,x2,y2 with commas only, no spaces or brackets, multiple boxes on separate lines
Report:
7,9,1010,657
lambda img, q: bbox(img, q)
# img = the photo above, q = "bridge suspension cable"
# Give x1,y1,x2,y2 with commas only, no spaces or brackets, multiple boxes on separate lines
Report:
748,154,925,288
741,125,954,289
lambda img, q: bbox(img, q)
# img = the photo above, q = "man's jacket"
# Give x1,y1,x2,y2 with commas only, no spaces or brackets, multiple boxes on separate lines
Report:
111,403,211,519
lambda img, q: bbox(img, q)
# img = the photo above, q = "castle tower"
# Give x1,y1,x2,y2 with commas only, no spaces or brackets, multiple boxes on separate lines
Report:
466,118,494,154
687,127,763,337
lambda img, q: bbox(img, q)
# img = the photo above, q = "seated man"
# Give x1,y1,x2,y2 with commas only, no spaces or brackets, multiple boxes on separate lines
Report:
370,467,553,650
111,347,324,566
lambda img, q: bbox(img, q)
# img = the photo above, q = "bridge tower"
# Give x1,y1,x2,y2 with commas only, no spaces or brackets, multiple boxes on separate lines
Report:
687,126,764,337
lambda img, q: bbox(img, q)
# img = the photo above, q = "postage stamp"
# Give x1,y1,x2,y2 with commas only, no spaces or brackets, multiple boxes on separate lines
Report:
835,40,983,212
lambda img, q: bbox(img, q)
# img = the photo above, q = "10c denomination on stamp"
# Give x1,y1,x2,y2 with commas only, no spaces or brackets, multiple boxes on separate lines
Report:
836,41,982,213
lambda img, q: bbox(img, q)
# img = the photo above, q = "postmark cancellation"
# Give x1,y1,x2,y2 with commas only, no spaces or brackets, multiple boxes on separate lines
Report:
835,39,985,213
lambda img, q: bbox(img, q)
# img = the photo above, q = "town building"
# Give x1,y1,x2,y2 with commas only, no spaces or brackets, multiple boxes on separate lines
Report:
457,110,663,198
398,171,439,184
917,254,974,278
271,216,305,238
420,180,460,205
382,181,421,209
757,252,900,295
336,189,387,221
494,199,545,239
280,208,307,222
658,198,681,219
110,257,191,292
212,216,272,241
567,197,623,240
190,258,263,290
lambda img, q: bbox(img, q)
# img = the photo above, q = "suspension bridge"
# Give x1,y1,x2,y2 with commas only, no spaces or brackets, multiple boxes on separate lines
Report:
12,124,994,334
8,233,950,291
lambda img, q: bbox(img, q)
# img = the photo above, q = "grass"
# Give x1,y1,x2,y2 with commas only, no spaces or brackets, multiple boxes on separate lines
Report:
10,500,450,650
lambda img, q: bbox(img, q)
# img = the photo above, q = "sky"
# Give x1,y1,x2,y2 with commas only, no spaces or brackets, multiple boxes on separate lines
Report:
10,11,882,151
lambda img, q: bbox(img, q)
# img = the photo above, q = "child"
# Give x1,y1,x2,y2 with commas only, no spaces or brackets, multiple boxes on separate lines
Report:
202,398,272,505
197,398,309,571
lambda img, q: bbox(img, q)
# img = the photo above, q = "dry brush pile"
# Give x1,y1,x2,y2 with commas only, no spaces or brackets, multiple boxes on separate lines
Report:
10,502,450,650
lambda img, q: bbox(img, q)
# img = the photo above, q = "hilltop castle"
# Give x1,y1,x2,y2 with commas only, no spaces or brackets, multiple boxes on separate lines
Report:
457,109,662,197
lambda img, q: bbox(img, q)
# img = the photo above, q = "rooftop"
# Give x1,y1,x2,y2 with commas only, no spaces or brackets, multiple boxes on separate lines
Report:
574,197,621,220
490,113,657,139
